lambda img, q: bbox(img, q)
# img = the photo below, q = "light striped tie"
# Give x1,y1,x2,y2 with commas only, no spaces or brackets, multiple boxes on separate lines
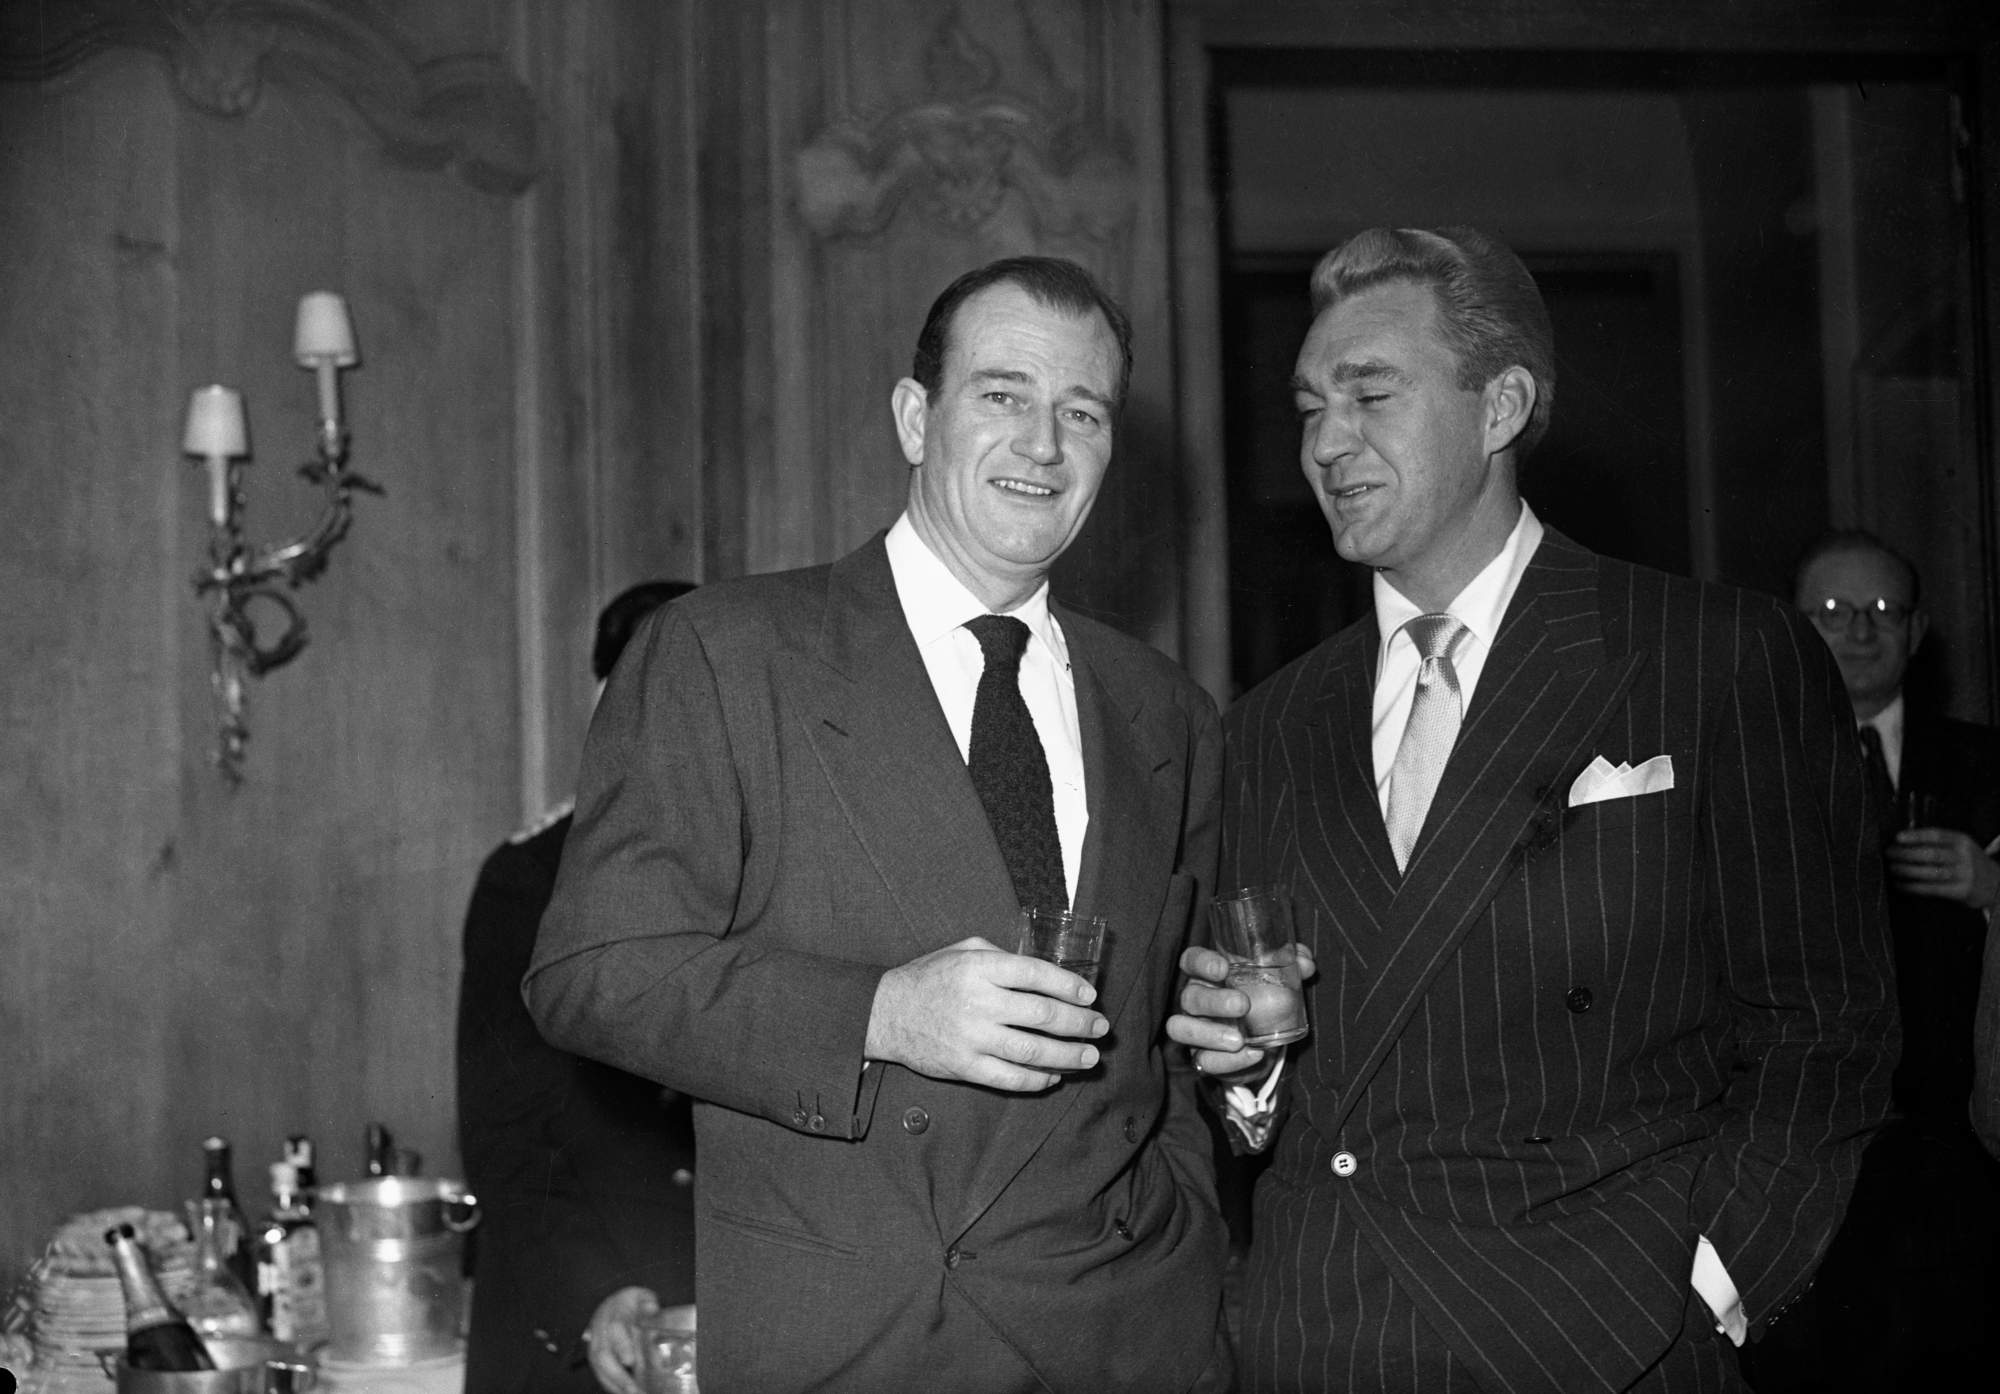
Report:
1385,613,1468,871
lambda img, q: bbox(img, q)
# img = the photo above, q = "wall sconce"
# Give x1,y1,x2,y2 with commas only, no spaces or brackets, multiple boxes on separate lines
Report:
183,292,382,784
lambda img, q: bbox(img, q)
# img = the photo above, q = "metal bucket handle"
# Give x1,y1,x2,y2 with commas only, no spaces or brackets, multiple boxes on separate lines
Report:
444,1189,479,1234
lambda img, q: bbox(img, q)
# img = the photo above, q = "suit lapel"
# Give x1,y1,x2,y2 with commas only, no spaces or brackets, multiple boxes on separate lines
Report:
1330,534,1648,1134
792,538,1020,961
1300,623,1399,974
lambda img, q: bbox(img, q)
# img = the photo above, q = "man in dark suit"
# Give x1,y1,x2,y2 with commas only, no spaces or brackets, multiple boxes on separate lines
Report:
457,579,697,1394
1736,531,2000,1390
526,257,1230,1392
1169,226,1897,1393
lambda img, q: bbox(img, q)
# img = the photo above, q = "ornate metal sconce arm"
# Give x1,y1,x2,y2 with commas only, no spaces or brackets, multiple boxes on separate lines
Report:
193,423,382,781
185,294,371,783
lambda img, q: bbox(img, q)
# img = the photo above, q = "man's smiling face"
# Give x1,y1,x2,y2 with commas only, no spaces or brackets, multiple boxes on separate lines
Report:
895,282,1120,612
1291,278,1522,608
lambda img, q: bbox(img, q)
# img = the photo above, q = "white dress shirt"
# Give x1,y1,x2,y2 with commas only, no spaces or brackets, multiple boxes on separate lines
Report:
1860,694,1907,790
1365,501,1745,1344
884,514,1087,903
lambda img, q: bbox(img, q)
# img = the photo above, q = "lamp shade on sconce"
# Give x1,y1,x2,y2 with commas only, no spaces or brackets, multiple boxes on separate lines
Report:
294,292,357,426
293,292,357,366
183,385,249,459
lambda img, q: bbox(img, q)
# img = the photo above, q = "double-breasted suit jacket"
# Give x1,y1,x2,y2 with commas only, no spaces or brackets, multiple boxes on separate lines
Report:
527,535,1230,1393
1223,530,1898,1394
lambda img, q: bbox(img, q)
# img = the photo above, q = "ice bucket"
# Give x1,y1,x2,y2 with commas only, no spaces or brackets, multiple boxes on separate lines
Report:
313,1176,478,1365
110,1335,314,1392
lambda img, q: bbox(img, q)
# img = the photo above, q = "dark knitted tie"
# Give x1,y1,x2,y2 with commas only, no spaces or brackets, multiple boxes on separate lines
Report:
965,615,1067,912
1858,723,1896,840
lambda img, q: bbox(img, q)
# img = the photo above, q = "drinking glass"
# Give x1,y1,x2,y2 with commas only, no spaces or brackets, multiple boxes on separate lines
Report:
1209,886,1309,1048
1016,907,1107,987
636,1305,698,1394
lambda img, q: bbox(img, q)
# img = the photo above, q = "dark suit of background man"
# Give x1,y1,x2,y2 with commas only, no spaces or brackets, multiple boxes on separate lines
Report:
527,257,1231,1393
457,579,697,1394
1168,226,1897,1394
1738,531,2000,1392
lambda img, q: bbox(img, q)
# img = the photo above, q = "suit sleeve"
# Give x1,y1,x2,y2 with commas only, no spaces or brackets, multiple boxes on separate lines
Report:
524,605,889,1139
1690,606,1898,1326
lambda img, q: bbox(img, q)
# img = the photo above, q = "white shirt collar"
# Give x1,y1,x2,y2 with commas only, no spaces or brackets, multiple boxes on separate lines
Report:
1864,692,1906,743
1373,502,1543,658
884,514,1066,664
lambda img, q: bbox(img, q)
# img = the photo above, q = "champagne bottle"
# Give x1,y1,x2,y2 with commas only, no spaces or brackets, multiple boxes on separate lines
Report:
104,1223,216,1371
183,1198,262,1338
284,1133,318,1207
364,1121,394,1178
201,1135,258,1295
257,1160,330,1346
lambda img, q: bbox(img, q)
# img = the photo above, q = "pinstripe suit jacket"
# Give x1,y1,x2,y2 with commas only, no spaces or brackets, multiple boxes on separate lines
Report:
1222,530,1897,1394
527,535,1230,1393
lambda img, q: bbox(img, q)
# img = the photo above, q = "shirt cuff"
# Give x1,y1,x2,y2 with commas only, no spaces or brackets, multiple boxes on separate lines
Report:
1215,1053,1286,1152
1691,1235,1747,1346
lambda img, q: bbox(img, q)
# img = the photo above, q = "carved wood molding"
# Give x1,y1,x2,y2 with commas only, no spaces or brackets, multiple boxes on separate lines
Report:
796,5,1136,244
0,0,539,195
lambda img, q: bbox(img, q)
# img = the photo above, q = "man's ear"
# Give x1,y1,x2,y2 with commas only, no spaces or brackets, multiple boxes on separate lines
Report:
892,378,930,467
1908,607,1931,659
1482,366,1537,457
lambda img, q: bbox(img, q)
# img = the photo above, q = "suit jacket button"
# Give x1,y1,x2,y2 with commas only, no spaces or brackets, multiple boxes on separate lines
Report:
1123,1116,1141,1143
792,1108,808,1126
672,1167,693,1186
1565,986,1594,1014
808,1112,826,1132
944,1246,962,1269
1331,1150,1359,1177
902,1106,930,1135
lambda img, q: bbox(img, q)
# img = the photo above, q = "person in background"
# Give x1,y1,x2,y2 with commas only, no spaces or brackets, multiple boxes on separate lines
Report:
1739,531,2000,1391
457,579,697,1394
527,256,1232,1392
1168,225,1896,1393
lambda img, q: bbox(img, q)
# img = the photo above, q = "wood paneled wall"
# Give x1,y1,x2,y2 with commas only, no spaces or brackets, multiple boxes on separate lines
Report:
0,0,674,1290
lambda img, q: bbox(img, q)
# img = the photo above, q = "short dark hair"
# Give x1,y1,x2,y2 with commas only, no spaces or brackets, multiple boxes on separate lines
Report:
909,256,1134,409
1792,528,1922,607
593,580,696,681
1309,226,1556,458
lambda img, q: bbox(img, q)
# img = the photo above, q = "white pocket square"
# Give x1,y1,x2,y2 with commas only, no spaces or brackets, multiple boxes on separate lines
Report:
1568,754,1675,807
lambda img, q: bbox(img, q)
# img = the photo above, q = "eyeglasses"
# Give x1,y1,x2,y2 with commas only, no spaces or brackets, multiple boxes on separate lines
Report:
1803,597,1915,631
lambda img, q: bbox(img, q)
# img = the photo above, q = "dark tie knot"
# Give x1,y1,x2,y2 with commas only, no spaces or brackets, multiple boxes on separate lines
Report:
967,614,1031,673
1403,613,1467,662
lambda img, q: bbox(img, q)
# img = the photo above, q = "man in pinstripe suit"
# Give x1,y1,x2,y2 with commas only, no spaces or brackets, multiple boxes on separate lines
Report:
1169,227,1897,1393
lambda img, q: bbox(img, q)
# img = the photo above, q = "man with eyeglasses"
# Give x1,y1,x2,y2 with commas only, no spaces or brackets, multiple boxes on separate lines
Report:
1747,529,2000,1391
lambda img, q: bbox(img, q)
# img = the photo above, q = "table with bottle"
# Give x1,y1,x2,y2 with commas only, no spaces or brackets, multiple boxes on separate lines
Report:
11,1125,473,1394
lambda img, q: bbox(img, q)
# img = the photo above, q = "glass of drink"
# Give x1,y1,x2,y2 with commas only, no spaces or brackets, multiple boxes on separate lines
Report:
1016,907,1107,987
636,1304,698,1394
1898,788,1941,830
1210,886,1309,1048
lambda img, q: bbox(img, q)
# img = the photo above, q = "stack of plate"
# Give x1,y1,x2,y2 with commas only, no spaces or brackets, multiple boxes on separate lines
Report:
18,1206,197,1390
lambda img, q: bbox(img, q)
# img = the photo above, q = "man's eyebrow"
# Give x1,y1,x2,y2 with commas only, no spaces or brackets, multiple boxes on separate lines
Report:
1332,360,1411,386
968,367,1032,389
968,367,1115,411
1291,361,1411,393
